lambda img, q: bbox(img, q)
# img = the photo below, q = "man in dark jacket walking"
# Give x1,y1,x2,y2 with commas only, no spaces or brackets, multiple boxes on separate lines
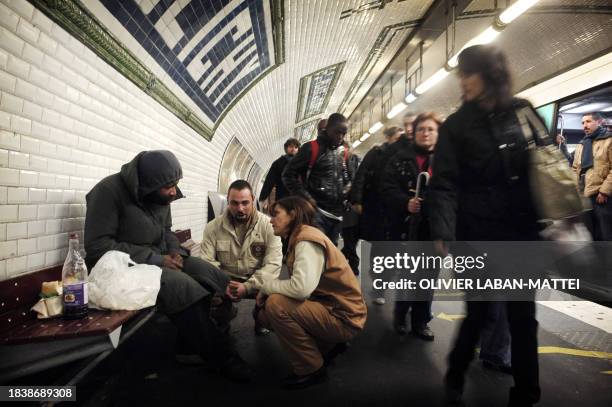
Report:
84,150,251,382
282,113,350,245
259,138,300,212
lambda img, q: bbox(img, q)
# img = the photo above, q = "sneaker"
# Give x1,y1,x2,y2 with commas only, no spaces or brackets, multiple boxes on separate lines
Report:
254,324,271,336
412,325,435,341
373,297,386,305
281,366,327,389
217,355,253,383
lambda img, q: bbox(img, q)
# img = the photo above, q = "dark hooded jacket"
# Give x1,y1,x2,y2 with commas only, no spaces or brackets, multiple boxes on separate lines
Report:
84,150,185,269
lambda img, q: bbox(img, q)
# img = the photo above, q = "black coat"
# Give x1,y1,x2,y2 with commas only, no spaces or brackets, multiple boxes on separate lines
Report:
259,154,291,202
428,99,546,242
84,151,184,269
282,136,349,216
381,138,432,240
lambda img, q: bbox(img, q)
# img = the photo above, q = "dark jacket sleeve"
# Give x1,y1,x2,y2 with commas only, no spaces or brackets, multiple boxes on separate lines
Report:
428,120,460,241
164,210,182,255
381,154,413,215
84,183,160,266
282,142,313,201
350,148,376,204
259,159,278,201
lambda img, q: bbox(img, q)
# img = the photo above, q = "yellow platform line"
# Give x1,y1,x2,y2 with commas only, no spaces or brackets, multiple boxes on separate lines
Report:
538,346,612,359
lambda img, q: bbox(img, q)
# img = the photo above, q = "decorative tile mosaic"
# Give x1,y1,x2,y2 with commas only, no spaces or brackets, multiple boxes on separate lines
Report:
295,62,345,123
294,119,319,144
98,0,281,126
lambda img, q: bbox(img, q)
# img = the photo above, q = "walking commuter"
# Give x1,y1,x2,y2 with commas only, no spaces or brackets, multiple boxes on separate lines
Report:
340,141,361,275
256,196,367,389
200,180,283,336
428,45,544,406
84,150,252,382
382,112,442,340
572,112,612,240
351,126,404,305
259,138,301,213
282,114,351,245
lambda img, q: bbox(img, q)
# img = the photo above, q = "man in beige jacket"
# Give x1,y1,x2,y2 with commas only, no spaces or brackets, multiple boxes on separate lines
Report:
572,112,612,240
200,179,283,334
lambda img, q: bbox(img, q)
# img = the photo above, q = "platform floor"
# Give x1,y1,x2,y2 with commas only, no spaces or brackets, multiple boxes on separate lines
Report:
66,269,612,407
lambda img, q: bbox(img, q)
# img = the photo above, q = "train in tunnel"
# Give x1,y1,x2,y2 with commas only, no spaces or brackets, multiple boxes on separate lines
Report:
0,0,611,406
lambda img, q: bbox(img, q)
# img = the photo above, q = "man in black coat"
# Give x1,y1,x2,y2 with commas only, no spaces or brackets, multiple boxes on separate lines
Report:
351,126,403,241
282,113,350,245
259,138,300,211
84,150,251,382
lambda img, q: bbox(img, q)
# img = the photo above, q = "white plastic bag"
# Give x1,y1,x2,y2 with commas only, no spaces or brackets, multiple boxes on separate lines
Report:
88,250,162,310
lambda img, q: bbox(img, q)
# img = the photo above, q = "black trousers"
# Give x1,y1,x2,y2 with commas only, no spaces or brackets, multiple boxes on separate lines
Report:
393,300,432,328
341,225,360,275
169,296,233,365
447,301,540,406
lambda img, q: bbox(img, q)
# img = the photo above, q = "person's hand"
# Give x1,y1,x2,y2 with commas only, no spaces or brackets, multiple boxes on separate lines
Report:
353,203,363,215
596,192,608,205
433,240,449,257
256,291,268,307
170,253,183,268
556,134,566,145
162,255,182,270
225,285,239,301
407,198,422,214
228,281,247,300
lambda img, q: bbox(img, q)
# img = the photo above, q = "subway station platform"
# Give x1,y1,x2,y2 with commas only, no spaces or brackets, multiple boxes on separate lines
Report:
47,270,612,407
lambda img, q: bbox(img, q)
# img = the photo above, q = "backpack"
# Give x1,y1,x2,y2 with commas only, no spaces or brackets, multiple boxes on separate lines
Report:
306,139,349,181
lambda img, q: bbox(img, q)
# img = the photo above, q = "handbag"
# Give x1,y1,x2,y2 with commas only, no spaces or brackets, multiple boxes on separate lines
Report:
515,107,590,221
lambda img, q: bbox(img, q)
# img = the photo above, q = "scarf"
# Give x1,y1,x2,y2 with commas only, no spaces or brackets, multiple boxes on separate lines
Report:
580,126,610,173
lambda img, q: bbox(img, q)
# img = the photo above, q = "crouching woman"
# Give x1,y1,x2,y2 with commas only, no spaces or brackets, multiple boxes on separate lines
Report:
256,196,367,389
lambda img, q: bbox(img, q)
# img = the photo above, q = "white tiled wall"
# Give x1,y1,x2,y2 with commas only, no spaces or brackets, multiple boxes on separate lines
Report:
0,0,230,280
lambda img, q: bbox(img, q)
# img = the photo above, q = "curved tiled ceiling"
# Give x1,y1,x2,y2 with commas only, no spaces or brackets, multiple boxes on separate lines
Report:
348,0,612,151
63,0,436,175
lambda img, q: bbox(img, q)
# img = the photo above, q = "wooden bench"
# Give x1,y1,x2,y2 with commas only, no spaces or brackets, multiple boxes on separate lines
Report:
0,230,192,384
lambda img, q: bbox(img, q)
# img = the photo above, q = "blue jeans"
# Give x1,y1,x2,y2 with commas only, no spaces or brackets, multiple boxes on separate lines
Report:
315,212,342,246
479,301,511,367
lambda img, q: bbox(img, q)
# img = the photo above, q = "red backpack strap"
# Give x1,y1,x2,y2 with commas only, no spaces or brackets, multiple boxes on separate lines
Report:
306,140,319,181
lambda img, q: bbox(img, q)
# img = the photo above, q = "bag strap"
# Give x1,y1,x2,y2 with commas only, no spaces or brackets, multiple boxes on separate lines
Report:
306,139,320,181
515,107,551,148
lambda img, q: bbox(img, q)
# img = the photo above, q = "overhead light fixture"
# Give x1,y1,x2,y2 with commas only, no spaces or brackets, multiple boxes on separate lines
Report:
602,106,612,112
447,27,501,68
559,102,582,112
353,140,362,148
405,93,417,103
498,0,540,25
415,69,449,95
387,102,407,119
368,122,384,134
360,132,371,142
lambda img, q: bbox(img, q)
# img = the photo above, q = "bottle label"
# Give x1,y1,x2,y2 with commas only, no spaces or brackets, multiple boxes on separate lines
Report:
63,282,88,308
